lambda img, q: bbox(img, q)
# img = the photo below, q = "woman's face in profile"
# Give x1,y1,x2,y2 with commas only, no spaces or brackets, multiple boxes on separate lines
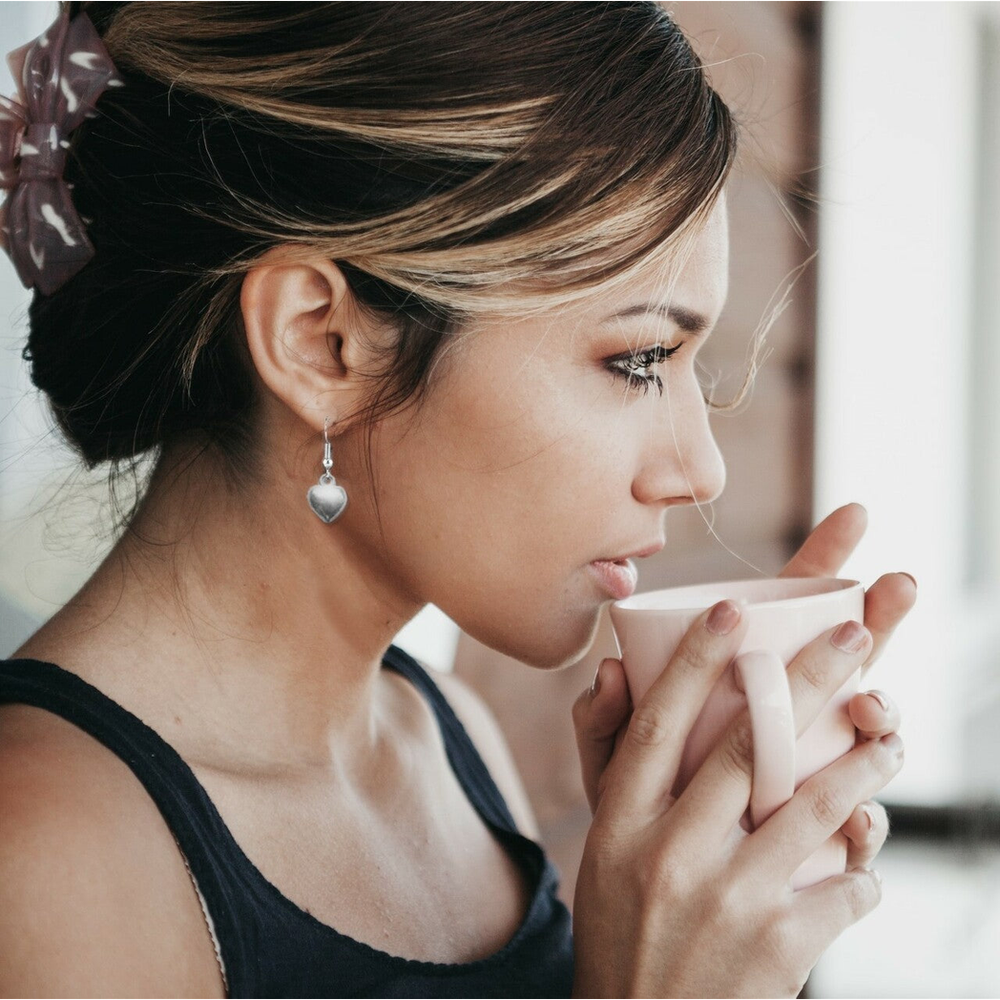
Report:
361,195,730,669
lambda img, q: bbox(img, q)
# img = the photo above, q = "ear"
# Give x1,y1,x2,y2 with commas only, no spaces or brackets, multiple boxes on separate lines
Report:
240,249,387,435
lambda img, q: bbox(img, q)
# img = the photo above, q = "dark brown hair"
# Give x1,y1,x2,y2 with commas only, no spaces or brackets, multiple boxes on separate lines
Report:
23,1,739,534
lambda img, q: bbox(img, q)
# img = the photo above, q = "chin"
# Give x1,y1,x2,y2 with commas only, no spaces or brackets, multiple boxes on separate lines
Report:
464,605,603,672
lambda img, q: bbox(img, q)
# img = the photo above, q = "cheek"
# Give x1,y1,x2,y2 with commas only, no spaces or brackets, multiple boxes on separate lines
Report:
357,377,637,667
395,384,611,551
370,360,659,563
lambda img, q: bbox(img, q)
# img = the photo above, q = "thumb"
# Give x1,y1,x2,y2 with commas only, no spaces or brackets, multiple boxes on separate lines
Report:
572,658,632,814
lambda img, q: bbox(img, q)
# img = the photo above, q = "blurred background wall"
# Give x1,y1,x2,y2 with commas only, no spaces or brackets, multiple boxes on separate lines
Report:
1,2,998,997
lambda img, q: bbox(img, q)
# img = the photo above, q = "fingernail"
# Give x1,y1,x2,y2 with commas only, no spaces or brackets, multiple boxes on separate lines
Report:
870,867,883,886
706,599,741,635
862,803,875,832
832,620,869,653
898,572,917,589
866,690,889,713
591,661,604,697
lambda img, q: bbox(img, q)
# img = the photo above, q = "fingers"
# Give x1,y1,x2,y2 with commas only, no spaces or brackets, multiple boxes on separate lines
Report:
744,733,903,882
597,599,748,827
849,689,900,740
779,503,868,579
672,620,873,841
844,686,898,868
842,799,890,870
776,504,918,673
787,866,884,960
573,658,632,814
861,572,917,673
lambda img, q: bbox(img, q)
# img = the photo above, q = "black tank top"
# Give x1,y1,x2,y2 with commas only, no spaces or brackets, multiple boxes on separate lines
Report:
0,646,575,998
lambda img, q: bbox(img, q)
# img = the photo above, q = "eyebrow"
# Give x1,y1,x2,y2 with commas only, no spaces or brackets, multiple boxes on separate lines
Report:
600,302,712,335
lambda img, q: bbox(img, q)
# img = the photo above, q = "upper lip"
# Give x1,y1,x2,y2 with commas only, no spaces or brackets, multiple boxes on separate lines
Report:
596,540,665,562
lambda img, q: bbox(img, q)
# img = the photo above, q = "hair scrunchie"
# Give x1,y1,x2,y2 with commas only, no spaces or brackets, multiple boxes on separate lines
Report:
0,7,123,295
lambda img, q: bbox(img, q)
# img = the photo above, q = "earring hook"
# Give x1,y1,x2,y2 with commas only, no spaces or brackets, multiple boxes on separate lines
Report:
322,417,333,474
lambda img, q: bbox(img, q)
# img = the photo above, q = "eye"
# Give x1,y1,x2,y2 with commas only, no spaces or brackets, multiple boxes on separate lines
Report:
606,343,682,396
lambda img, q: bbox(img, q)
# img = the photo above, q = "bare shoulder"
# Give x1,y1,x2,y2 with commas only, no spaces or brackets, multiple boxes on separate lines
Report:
0,704,225,997
423,666,541,840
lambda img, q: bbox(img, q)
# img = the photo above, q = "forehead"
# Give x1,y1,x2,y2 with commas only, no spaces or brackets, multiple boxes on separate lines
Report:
451,196,731,359
564,195,730,330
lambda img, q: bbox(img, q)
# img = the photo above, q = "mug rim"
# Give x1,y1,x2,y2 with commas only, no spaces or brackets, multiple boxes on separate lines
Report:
610,576,863,614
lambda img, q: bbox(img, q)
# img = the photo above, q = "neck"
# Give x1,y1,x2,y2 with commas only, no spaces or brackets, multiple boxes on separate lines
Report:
36,437,426,773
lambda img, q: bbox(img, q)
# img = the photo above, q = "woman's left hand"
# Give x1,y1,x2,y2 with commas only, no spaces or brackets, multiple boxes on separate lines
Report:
574,502,917,849
781,502,915,871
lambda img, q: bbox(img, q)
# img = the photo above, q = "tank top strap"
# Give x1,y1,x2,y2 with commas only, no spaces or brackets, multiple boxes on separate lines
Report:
0,647,526,901
0,657,250,990
381,644,520,835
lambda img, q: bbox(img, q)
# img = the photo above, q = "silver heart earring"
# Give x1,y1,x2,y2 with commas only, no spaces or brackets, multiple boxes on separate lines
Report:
306,417,349,523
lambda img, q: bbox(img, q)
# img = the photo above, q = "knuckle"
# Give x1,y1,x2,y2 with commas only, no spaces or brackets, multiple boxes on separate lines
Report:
719,718,755,783
793,651,829,695
626,705,672,751
809,785,845,829
670,639,707,678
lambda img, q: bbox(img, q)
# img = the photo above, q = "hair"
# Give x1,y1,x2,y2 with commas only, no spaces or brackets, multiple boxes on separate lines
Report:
22,1,743,539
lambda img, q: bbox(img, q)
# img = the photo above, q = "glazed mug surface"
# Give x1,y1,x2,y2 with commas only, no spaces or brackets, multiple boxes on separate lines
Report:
609,576,865,890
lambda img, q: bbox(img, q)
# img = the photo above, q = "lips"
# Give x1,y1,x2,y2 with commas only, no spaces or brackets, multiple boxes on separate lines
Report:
600,540,665,562
588,558,639,599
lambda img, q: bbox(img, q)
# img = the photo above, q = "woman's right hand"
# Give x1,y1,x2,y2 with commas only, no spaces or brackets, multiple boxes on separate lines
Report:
570,601,904,998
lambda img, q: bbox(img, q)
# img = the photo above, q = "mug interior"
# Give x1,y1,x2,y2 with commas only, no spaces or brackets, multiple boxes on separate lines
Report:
613,576,860,613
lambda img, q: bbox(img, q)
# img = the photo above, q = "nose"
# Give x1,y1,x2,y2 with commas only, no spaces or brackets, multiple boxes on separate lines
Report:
632,383,726,508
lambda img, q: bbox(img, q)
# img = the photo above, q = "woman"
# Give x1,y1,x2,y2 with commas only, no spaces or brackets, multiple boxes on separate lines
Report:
0,3,914,996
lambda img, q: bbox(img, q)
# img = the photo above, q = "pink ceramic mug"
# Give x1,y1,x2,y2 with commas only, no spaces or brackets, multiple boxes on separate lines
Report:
608,576,865,890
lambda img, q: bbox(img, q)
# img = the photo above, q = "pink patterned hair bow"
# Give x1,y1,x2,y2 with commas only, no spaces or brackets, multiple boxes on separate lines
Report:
0,7,123,295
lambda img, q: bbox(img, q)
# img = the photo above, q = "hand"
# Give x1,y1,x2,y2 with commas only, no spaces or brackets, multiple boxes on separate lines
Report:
778,502,914,869
571,598,905,997
574,502,916,815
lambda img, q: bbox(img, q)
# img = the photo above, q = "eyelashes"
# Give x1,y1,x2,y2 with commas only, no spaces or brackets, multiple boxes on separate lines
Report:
606,343,682,396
